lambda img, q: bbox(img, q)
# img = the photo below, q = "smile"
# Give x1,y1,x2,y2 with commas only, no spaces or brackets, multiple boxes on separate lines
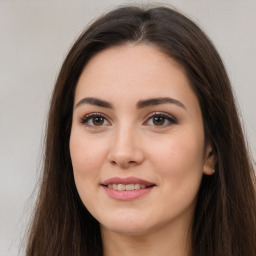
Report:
101,177,156,200
106,184,149,190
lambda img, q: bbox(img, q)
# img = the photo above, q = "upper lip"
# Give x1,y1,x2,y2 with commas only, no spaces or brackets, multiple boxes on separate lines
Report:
101,176,155,186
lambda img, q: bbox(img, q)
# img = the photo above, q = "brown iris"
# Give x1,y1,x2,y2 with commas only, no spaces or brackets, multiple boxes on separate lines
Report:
153,116,165,126
92,116,104,126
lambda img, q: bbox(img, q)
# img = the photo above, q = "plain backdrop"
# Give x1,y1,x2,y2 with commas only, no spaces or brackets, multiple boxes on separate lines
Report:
0,0,255,255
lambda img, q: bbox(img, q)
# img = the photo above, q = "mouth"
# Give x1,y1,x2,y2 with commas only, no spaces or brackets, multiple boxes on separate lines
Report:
101,177,156,201
102,183,155,191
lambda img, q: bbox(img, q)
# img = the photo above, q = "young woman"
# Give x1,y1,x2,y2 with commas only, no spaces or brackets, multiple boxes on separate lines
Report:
26,5,256,256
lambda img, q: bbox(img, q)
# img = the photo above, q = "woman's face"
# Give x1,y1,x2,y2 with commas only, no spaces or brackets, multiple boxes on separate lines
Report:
70,44,214,236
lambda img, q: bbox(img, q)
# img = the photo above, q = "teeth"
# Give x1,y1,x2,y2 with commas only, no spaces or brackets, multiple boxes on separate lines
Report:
134,184,140,190
107,183,148,190
117,184,126,191
125,184,134,190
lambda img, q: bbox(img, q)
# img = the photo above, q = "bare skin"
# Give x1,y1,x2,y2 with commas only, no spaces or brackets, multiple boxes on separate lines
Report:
70,43,215,256
101,212,191,256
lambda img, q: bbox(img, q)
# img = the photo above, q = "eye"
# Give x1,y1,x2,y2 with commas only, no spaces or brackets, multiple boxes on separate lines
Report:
144,112,177,127
80,113,111,128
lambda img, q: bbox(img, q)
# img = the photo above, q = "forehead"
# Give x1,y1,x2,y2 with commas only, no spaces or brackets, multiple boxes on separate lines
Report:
74,43,197,109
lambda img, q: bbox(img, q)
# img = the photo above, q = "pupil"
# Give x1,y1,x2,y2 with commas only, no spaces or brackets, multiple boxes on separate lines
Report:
93,117,104,126
153,116,165,125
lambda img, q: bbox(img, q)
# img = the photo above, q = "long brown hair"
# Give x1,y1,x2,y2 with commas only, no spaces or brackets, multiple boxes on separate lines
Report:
26,5,256,256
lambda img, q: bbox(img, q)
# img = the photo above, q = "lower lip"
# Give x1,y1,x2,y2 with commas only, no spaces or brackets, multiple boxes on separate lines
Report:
102,186,154,201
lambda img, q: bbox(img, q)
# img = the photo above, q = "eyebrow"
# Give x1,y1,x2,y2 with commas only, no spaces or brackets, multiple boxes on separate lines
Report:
75,97,113,109
75,97,186,110
137,97,186,110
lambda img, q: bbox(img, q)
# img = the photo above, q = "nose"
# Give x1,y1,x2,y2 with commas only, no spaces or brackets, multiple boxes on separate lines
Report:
107,126,145,169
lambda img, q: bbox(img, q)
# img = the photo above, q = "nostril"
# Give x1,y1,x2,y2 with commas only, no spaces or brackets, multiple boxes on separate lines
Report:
128,160,136,164
110,160,137,166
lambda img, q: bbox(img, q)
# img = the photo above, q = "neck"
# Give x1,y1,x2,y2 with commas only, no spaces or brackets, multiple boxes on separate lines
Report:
101,220,191,256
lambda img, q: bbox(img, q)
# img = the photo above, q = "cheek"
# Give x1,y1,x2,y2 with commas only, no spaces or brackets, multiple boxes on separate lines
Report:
70,130,105,173
150,132,204,215
69,129,107,197
150,129,205,187
69,131,105,208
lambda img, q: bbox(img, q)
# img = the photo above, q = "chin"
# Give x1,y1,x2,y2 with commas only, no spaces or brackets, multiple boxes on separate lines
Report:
102,223,151,236
99,211,153,236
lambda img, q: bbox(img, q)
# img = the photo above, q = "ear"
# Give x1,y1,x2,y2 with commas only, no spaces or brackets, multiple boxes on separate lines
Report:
203,143,216,175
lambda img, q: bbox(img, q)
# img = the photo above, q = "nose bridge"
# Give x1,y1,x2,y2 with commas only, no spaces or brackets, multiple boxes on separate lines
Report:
108,122,144,167
116,123,134,147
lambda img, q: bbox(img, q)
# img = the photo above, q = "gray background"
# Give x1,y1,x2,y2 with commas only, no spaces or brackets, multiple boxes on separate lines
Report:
0,0,255,255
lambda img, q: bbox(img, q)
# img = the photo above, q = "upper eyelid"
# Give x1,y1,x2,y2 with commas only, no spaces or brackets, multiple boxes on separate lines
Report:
79,111,177,124
145,111,177,120
80,112,112,125
143,112,178,127
80,112,110,120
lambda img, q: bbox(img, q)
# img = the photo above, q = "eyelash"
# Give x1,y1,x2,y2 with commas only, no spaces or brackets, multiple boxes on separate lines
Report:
80,112,177,128
80,112,110,128
144,112,177,127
